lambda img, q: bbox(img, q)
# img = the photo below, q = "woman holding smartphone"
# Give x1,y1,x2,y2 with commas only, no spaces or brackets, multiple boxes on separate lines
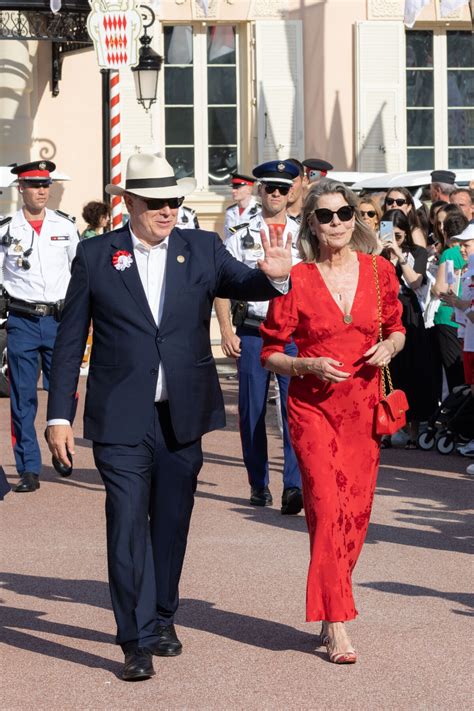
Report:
380,209,436,448
383,187,427,247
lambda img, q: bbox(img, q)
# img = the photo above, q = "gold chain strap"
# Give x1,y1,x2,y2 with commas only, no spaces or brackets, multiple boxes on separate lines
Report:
371,255,393,399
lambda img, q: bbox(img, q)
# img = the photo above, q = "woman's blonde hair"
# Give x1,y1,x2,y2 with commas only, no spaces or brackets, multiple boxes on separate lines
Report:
358,195,382,225
298,179,378,262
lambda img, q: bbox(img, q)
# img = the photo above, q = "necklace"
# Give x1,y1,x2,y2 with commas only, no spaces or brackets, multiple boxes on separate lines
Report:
318,261,358,325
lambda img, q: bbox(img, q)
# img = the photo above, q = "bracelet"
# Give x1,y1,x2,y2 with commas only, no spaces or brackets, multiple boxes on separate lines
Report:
291,358,304,379
398,256,408,266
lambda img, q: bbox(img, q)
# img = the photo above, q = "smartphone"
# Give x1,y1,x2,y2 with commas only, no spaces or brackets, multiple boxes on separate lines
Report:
379,221,393,242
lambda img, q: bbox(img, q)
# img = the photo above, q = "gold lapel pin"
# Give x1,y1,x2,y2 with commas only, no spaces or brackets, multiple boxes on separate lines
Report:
177,255,185,263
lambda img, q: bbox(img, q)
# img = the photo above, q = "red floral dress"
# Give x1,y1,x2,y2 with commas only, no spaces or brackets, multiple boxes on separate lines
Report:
260,254,404,622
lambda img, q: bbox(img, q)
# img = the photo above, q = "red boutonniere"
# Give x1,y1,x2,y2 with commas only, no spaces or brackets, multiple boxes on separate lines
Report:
112,250,133,271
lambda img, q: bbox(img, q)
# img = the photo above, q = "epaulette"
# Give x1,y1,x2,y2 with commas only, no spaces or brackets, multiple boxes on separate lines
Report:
0,216,12,228
182,205,196,215
226,203,238,211
55,209,76,223
248,204,261,216
229,221,250,234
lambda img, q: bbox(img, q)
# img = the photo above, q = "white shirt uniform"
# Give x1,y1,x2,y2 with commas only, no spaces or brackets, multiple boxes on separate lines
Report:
224,213,300,319
0,208,79,302
176,205,199,230
223,198,261,241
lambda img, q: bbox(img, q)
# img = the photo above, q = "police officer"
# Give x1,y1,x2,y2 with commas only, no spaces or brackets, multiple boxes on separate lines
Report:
223,173,260,241
286,158,308,223
0,161,79,492
302,158,334,185
176,204,199,230
215,160,302,514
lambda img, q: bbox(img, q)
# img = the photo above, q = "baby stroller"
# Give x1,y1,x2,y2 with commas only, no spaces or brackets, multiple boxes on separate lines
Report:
417,385,474,455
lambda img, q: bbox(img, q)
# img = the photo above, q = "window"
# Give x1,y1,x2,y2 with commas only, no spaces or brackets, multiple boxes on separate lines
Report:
163,25,239,188
406,29,474,171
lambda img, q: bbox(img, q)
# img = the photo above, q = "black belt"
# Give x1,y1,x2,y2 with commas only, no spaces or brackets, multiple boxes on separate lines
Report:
242,315,265,330
9,298,62,318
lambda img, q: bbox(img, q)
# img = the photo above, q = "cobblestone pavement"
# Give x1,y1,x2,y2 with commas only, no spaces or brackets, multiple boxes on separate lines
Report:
0,376,472,710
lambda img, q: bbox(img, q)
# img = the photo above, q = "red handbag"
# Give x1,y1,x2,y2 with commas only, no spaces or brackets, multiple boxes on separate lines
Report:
372,256,409,436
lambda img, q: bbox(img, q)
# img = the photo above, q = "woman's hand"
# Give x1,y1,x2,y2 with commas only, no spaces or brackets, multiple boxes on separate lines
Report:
439,291,458,308
363,340,395,368
298,357,351,383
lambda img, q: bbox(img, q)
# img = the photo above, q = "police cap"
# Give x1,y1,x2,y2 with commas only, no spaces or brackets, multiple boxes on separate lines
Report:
231,173,256,187
252,160,299,187
302,158,334,182
430,170,456,185
11,160,56,185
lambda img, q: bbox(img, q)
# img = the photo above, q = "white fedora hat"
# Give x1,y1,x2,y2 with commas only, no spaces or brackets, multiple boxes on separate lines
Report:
105,153,196,199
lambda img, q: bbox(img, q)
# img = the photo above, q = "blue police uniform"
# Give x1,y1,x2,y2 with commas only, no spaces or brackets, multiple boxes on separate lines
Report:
0,161,79,491
224,160,303,512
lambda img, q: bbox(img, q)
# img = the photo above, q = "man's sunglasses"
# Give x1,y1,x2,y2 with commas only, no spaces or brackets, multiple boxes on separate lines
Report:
385,197,407,207
263,185,290,196
313,206,355,224
141,196,185,210
360,210,376,218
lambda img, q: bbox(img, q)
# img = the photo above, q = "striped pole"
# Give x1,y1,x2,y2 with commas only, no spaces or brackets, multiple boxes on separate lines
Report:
110,70,123,229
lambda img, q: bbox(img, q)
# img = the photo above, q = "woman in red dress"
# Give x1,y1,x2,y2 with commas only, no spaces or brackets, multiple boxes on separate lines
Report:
260,181,405,664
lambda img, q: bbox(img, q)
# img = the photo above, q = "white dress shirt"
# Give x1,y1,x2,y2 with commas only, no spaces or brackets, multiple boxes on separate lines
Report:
129,228,169,401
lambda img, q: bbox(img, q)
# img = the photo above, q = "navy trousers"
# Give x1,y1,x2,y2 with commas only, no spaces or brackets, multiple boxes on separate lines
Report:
7,313,58,475
236,326,301,490
93,402,203,651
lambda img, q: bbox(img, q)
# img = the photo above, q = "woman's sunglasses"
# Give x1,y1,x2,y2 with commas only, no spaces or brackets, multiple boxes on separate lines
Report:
313,206,355,224
141,196,185,210
360,210,376,218
263,185,290,196
385,197,407,207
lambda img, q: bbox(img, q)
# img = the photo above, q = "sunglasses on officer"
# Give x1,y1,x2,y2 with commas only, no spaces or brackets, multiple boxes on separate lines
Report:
140,196,185,210
263,184,291,196
385,197,407,207
313,205,355,224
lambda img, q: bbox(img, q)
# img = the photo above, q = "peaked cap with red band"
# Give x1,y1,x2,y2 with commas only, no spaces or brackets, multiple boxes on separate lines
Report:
11,160,56,182
231,173,256,187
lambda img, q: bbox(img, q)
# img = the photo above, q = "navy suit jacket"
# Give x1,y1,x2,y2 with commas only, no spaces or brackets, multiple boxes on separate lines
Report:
47,225,283,445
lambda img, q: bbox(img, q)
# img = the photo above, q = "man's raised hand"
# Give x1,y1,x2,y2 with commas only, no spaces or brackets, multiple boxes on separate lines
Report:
257,225,292,280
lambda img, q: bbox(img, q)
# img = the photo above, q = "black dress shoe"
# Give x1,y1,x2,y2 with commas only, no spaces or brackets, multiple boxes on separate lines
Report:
122,648,155,681
281,487,303,515
250,486,273,506
149,624,182,657
44,429,73,477
14,472,40,493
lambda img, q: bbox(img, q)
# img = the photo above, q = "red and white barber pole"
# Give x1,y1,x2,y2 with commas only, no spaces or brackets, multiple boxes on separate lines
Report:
110,70,122,228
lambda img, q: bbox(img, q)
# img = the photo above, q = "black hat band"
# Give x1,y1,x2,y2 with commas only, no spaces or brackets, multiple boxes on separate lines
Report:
126,176,178,189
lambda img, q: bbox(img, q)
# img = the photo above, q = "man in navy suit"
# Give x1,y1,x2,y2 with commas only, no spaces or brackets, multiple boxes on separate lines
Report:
46,153,293,681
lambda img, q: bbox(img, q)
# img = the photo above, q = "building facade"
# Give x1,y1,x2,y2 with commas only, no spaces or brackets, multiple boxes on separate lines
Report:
0,0,472,231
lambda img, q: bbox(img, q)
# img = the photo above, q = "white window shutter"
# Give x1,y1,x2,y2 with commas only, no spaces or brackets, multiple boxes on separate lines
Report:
255,21,304,162
356,21,406,172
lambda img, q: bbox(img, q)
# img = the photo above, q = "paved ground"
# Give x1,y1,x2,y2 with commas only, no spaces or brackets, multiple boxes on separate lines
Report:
0,374,472,710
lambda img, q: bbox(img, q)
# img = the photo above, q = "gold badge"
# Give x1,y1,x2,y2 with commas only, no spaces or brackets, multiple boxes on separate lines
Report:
177,255,185,263
277,163,286,172
14,243,23,253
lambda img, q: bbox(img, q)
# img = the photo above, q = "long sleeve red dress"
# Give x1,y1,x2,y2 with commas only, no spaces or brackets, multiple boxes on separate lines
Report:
260,253,404,622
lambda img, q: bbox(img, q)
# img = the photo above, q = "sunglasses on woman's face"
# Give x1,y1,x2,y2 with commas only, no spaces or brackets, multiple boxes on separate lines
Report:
360,210,376,218
263,184,290,196
313,205,355,224
385,197,407,207
142,196,185,210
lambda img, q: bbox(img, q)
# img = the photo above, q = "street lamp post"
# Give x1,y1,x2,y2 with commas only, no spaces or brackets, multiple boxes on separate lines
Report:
132,5,162,111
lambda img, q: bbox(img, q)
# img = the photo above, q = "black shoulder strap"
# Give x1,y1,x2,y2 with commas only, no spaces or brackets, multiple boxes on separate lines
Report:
55,209,76,223
0,216,12,228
